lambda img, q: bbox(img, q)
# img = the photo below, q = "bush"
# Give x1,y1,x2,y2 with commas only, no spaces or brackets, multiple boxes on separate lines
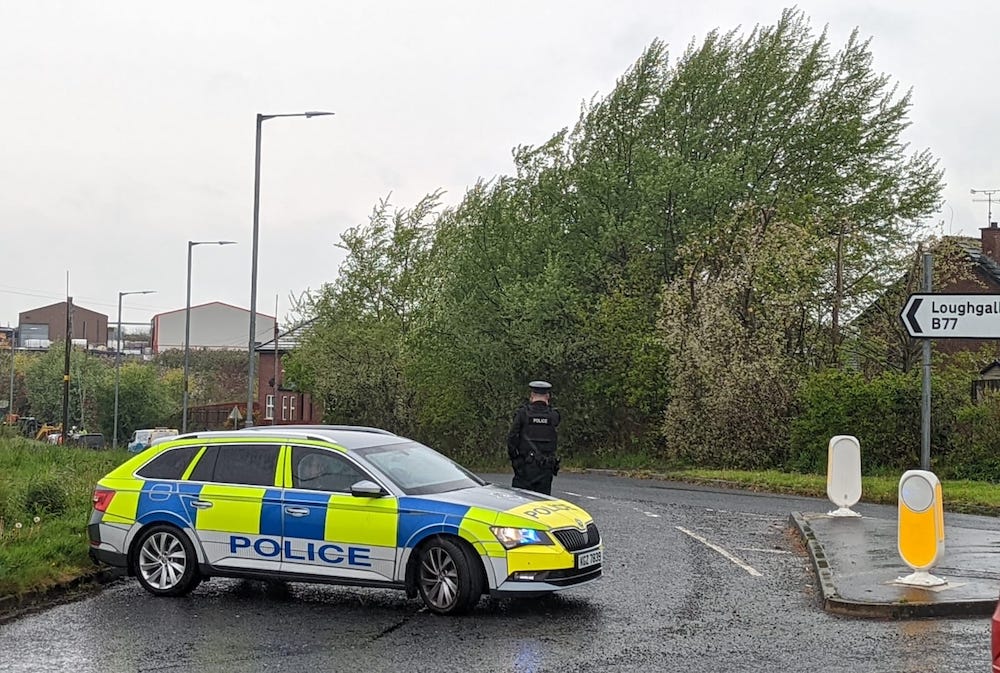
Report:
788,365,973,475
942,397,1000,481
22,478,68,517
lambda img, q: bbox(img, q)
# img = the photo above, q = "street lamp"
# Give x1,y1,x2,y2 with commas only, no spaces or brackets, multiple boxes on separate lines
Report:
183,240,237,432
113,290,156,449
246,110,334,427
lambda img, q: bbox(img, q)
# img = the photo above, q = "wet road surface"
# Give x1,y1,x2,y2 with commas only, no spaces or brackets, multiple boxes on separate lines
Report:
0,472,992,672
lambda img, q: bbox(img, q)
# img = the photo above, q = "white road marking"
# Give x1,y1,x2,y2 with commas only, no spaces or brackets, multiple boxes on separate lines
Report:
584,495,598,500
631,507,662,518
704,508,776,520
675,526,764,577
562,491,582,497
734,547,792,555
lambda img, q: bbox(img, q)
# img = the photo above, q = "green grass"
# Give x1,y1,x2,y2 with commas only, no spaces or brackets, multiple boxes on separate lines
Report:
0,437,128,597
617,467,1000,515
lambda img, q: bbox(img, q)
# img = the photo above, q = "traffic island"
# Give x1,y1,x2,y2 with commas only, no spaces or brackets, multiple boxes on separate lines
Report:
790,512,999,618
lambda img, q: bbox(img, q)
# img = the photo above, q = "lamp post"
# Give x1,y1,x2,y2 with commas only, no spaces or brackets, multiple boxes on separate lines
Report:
246,111,334,427
183,240,237,432
114,290,156,449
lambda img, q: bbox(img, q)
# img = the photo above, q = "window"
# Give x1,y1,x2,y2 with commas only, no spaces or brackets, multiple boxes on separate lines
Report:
211,444,280,486
136,446,200,480
265,395,275,421
281,396,288,421
186,445,218,482
357,442,483,495
290,446,370,493
289,397,297,421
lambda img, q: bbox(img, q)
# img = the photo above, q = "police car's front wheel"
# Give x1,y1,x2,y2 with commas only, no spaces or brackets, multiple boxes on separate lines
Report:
417,537,482,615
133,524,201,597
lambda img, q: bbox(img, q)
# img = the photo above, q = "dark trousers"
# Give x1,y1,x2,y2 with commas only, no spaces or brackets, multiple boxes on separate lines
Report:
512,472,553,496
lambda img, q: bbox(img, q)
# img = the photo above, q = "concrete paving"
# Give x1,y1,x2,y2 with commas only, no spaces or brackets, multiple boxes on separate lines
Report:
792,511,1000,618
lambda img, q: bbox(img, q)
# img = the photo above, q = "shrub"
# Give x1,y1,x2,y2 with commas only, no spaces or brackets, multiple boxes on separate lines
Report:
22,478,68,517
942,397,1000,481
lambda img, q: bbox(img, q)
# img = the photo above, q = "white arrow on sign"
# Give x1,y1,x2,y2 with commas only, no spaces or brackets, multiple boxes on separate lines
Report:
900,293,1000,338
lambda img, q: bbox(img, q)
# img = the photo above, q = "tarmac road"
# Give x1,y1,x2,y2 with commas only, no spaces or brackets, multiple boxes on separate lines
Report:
0,472,992,673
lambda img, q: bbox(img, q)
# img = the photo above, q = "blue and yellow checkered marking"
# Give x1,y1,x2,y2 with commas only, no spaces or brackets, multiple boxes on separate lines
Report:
396,497,471,548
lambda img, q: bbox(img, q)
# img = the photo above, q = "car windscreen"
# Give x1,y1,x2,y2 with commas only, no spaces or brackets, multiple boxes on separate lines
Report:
355,441,484,495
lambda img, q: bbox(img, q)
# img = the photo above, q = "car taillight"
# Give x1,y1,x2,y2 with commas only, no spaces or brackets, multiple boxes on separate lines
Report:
92,489,115,512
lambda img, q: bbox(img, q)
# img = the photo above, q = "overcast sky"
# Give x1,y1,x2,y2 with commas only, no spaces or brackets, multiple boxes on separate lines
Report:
1,0,996,331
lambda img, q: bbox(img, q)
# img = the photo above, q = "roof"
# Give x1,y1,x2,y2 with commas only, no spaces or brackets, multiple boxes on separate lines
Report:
19,301,108,319
173,425,405,451
255,317,318,352
955,237,1000,286
152,301,276,321
980,360,1000,375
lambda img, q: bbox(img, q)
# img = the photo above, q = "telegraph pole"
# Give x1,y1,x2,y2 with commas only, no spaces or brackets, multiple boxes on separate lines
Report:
61,296,73,441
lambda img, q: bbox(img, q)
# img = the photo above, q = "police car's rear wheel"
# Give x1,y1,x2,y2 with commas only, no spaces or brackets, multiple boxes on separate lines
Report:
133,524,200,597
417,537,482,615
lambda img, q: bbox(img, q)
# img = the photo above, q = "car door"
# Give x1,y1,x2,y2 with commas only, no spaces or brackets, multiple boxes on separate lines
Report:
281,444,397,582
188,442,284,572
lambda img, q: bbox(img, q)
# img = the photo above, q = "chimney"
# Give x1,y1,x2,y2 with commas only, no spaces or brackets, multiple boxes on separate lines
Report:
982,223,1000,262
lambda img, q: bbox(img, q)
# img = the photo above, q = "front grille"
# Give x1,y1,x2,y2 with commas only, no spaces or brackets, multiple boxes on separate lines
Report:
552,522,600,551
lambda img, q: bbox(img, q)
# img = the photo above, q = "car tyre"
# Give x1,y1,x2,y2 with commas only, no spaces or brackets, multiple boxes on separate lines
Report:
132,524,201,597
416,536,483,615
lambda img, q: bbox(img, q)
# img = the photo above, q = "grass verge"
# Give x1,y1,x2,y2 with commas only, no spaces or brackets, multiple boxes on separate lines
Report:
0,437,128,597
611,467,1000,516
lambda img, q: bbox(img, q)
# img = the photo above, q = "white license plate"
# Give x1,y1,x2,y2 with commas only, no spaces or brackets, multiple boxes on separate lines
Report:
576,549,602,569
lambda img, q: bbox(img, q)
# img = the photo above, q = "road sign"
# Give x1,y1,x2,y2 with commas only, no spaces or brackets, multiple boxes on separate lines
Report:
900,293,1000,339
228,405,243,422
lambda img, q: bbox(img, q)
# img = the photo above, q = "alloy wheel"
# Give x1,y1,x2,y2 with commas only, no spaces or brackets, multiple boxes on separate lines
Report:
138,531,187,590
419,546,460,611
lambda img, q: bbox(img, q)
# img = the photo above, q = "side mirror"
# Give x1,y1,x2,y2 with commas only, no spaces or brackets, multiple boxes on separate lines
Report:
350,480,386,498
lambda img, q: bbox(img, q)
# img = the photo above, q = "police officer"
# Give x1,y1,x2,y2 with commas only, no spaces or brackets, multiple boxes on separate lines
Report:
507,380,561,495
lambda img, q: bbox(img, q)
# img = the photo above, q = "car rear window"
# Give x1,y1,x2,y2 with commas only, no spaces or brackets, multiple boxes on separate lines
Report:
211,444,280,486
136,446,200,480
186,445,218,482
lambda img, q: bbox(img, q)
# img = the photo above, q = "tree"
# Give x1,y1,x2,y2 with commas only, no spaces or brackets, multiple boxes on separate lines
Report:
286,194,440,436
95,362,181,441
22,344,110,429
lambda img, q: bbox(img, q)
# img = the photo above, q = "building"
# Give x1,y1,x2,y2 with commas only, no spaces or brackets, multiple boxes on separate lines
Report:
255,320,322,425
852,225,1000,373
18,301,108,348
151,301,275,353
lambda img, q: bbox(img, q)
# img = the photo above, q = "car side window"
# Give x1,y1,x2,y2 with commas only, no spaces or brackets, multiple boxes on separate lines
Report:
186,445,218,482
212,444,280,487
136,446,200,480
290,446,370,493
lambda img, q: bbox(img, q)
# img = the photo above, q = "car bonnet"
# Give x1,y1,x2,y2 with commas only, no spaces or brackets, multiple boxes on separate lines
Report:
418,483,593,529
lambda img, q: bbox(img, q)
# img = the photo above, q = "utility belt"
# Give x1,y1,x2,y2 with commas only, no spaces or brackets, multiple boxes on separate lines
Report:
513,451,560,472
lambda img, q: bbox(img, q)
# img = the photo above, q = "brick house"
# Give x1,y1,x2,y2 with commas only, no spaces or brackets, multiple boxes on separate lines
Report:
255,321,322,425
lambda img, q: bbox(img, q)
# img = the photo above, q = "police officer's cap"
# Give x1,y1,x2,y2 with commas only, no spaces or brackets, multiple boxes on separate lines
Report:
528,380,552,393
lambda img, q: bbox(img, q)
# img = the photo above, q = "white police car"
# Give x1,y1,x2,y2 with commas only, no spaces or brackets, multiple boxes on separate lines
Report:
88,425,602,614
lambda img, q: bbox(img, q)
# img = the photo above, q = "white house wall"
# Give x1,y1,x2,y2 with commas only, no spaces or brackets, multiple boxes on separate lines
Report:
155,304,275,351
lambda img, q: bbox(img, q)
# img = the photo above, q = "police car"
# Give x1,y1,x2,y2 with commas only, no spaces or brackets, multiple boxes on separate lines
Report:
88,425,602,615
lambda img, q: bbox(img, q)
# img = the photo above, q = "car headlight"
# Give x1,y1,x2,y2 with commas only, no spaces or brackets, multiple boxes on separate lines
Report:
490,527,553,549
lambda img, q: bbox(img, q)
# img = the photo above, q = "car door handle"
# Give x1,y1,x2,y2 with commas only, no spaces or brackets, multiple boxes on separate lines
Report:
285,507,310,517
191,500,213,510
